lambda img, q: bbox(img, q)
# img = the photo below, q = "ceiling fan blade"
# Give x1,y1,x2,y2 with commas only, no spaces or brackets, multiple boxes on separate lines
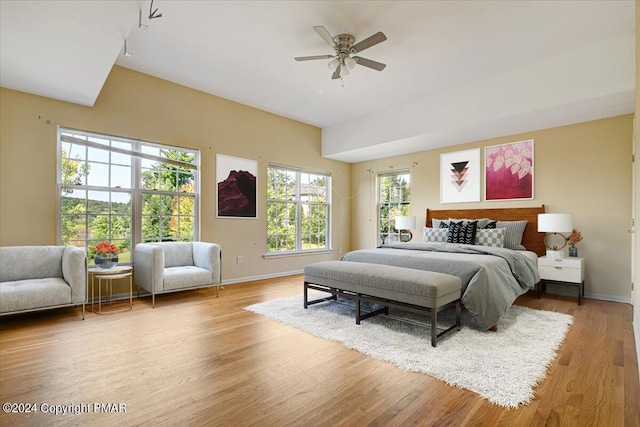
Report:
354,56,387,71
295,55,334,61
331,66,341,80
351,31,387,53
314,26,337,49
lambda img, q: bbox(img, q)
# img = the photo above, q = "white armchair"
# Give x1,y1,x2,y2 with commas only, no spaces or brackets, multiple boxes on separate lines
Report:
134,241,221,307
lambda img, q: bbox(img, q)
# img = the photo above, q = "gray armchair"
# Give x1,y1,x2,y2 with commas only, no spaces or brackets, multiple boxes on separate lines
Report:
134,242,221,307
0,246,87,318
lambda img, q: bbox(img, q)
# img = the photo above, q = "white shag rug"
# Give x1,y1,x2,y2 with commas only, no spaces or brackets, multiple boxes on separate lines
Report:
245,293,573,408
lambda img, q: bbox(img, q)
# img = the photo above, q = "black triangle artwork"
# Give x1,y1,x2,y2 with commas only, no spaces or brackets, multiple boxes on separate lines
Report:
450,161,469,191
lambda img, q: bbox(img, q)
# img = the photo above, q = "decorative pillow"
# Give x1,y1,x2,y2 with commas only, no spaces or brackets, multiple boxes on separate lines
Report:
446,221,478,245
449,217,491,229
433,219,449,229
496,220,528,250
483,220,497,229
475,228,505,247
423,227,448,242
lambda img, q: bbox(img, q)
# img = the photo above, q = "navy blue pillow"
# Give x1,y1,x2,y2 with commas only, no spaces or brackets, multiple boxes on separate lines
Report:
447,221,478,244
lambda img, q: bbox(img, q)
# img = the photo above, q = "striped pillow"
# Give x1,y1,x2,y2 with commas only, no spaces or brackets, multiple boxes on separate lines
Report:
475,228,505,247
496,220,528,250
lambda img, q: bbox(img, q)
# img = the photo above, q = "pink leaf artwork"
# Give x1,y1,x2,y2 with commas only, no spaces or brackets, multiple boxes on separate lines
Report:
485,140,534,201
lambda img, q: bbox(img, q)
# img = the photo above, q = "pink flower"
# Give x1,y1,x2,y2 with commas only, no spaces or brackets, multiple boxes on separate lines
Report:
567,230,583,245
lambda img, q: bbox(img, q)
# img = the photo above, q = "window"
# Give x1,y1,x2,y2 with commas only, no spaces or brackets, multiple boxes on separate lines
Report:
378,171,411,245
267,165,331,254
58,128,199,265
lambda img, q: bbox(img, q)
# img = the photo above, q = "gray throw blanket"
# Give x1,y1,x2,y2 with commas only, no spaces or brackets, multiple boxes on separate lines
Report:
341,242,540,330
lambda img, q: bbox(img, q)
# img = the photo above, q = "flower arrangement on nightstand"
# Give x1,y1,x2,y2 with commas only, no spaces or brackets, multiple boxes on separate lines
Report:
567,229,583,257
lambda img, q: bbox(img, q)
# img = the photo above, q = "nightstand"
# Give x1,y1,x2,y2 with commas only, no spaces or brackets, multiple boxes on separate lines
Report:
537,256,585,305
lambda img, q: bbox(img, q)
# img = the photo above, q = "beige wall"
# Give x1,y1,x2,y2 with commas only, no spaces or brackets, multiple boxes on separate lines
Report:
351,115,634,302
0,66,351,283
0,64,634,303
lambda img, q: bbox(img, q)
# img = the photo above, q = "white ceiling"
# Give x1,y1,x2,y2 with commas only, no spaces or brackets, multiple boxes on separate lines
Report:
1,1,635,163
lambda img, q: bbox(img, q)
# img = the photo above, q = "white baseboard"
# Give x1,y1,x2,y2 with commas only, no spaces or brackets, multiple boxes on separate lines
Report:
102,271,305,302
583,292,631,304
541,285,631,304
221,270,304,285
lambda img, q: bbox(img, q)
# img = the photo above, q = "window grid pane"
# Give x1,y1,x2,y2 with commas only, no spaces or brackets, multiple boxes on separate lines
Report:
58,128,199,262
267,166,330,253
378,172,411,245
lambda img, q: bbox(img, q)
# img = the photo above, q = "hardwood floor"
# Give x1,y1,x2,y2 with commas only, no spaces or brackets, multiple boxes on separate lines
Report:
1,275,638,426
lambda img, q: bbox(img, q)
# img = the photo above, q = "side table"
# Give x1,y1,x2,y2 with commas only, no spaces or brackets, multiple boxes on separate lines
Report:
537,256,585,305
89,266,134,314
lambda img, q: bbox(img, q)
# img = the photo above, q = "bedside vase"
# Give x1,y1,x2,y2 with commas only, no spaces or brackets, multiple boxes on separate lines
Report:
568,244,578,257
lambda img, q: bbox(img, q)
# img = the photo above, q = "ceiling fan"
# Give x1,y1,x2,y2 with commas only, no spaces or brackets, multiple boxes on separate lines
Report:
295,26,387,80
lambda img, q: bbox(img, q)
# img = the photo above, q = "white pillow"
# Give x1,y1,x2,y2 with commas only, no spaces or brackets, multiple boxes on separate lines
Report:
432,219,449,229
449,217,491,229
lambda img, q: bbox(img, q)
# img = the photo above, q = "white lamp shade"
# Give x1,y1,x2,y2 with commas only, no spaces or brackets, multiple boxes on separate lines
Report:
327,58,340,71
538,213,573,233
395,216,416,230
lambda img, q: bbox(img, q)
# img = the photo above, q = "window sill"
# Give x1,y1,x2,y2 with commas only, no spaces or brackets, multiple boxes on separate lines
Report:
263,249,334,260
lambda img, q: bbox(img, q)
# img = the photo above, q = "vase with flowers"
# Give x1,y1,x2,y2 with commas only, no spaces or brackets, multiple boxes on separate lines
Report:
93,241,119,269
567,229,583,257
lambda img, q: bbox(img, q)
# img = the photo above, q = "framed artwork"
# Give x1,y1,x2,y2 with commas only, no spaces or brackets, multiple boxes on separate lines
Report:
216,154,257,219
440,148,480,203
485,139,534,201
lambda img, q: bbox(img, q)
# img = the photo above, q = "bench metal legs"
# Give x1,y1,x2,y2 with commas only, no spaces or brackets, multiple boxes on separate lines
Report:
304,282,337,308
304,281,461,347
430,302,461,347
355,297,388,324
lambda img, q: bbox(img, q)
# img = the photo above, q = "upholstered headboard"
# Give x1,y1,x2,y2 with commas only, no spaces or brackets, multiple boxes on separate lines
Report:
426,205,546,256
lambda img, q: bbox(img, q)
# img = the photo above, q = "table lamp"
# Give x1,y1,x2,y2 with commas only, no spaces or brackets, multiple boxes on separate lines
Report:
538,213,572,259
395,216,416,242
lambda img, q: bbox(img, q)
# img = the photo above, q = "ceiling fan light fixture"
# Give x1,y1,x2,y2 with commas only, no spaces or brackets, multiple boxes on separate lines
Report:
344,56,356,70
296,26,387,81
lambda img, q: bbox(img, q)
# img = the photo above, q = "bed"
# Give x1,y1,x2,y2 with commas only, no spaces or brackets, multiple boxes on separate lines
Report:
341,206,546,330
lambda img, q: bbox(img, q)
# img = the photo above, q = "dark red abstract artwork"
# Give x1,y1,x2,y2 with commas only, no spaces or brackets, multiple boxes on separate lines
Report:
218,170,256,218
217,154,257,218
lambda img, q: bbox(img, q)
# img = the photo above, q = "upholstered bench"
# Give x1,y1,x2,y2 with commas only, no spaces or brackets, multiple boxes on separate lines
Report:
303,261,463,347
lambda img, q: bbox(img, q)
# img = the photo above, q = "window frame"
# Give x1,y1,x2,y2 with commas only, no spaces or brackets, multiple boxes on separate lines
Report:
57,127,200,265
266,164,332,257
377,170,411,245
